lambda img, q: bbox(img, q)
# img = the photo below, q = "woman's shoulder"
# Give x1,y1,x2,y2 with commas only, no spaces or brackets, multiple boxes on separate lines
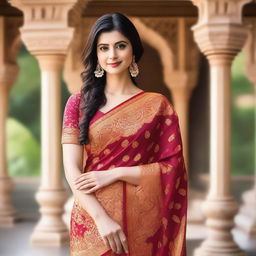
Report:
144,91,170,103
67,92,81,103
65,92,81,110
143,91,174,113
68,92,81,101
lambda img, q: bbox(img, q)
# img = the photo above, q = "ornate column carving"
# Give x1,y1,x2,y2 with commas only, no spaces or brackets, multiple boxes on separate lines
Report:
191,0,252,255
233,18,256,252
0,16,21,227
9,0,89,245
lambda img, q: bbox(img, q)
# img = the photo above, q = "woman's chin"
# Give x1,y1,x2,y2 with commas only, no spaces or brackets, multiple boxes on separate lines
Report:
105,69,128,76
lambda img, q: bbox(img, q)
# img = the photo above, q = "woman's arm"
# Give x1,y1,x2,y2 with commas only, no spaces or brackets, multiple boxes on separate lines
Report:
115,166,142,186
63,143,129,254
74,165,142,193
62,144,109,221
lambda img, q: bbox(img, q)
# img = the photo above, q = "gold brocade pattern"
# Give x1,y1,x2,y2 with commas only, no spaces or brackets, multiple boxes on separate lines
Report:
70,201,107,256
169,215,186,256
62,127,80,144
126,162,163,256
71,182,124,256
66,91,186,256
89,93,174,155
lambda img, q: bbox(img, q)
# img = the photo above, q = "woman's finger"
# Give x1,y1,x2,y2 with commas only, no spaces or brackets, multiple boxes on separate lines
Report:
107,234,117,253
85,185,100,194
78,182,96,190
118,230,128,254
113,232,124,254
102,236,110,249
75,179,95,188
74,174,91,184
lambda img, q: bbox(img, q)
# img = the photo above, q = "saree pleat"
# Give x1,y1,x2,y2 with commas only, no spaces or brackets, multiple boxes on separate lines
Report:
62,91,187,256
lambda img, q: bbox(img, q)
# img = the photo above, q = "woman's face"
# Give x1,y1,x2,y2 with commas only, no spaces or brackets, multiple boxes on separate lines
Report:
96,30,133,75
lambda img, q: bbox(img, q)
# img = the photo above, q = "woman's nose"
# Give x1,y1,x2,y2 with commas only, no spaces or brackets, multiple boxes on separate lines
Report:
109,47,117,59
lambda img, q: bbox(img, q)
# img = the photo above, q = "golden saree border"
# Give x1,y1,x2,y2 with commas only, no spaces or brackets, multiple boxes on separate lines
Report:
169,215,186,256
126,163,163,255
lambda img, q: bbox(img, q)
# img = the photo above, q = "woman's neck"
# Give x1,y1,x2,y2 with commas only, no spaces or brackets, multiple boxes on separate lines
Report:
105,72,138,95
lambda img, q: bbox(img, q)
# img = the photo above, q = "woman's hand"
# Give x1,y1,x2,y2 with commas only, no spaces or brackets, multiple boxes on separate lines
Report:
95,214,129,254
74,170,118,193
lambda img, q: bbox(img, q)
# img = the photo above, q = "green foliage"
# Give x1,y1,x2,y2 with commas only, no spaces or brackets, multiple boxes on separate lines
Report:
10,44,41,141
7,118,40,176
8,44,70,177
231,52,255,175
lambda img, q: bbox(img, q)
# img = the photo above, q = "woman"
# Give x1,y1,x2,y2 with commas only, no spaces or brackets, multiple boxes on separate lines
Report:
62,13,187,256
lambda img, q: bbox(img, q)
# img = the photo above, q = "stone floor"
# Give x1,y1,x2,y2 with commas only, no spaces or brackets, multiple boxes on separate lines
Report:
0,177,254,256
0,220,208,256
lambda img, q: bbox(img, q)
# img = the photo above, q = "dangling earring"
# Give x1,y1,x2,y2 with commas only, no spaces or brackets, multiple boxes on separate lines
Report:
129,56,139,77
94,62,104,78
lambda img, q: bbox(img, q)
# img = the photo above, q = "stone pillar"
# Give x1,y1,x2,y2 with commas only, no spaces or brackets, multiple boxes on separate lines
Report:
9,0,86,245
32,55,69,244
233,18,256,252
0,16,21,227
191,0,252,255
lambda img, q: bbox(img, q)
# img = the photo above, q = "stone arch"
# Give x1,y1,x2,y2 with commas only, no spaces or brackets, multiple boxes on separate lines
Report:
130,17,175,90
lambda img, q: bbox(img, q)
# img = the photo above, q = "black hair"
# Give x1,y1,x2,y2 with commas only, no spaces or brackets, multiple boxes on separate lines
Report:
79,13,144,145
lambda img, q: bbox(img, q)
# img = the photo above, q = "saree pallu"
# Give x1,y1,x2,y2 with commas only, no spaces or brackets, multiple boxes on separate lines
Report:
61,91,188,256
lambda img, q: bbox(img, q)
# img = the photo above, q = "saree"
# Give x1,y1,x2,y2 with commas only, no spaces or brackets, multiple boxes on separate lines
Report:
61,91,187,256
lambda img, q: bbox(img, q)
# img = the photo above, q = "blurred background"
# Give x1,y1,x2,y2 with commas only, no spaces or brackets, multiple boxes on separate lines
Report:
1,0,256,255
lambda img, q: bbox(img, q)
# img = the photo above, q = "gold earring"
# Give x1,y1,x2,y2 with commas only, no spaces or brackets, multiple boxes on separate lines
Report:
129,56,139,77
94,63,104,78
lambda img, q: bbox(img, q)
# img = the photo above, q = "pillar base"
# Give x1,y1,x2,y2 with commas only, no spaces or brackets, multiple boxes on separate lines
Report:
0,176,16,227
194,243,246,256
30,188,69,245
233,189,256,252
233,228,256,253
193,197,246,256
0,215,16,227
30,230,69,246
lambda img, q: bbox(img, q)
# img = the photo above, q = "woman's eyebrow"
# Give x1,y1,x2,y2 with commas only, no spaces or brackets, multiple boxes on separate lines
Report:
97,40,128,47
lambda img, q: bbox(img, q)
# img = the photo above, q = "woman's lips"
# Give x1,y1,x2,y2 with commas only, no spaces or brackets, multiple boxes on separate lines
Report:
107,61,122,67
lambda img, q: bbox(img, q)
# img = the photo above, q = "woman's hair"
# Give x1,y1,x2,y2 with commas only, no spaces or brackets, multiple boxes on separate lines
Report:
79,13,144,145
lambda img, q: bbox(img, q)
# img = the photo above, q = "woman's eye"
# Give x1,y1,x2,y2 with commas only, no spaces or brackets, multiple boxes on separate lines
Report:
117,44,126,49
100,46,108,51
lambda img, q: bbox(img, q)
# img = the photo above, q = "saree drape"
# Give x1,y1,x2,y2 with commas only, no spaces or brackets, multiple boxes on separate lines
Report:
62,91,187,256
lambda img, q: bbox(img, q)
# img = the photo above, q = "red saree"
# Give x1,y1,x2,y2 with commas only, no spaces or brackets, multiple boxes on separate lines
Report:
62,91,187,256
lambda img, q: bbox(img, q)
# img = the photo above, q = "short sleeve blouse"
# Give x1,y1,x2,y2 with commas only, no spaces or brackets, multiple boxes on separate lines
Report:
61,93,81,145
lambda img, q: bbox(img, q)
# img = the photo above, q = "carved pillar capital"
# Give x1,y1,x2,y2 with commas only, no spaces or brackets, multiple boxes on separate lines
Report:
9,0,82,55
191,0,252,63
